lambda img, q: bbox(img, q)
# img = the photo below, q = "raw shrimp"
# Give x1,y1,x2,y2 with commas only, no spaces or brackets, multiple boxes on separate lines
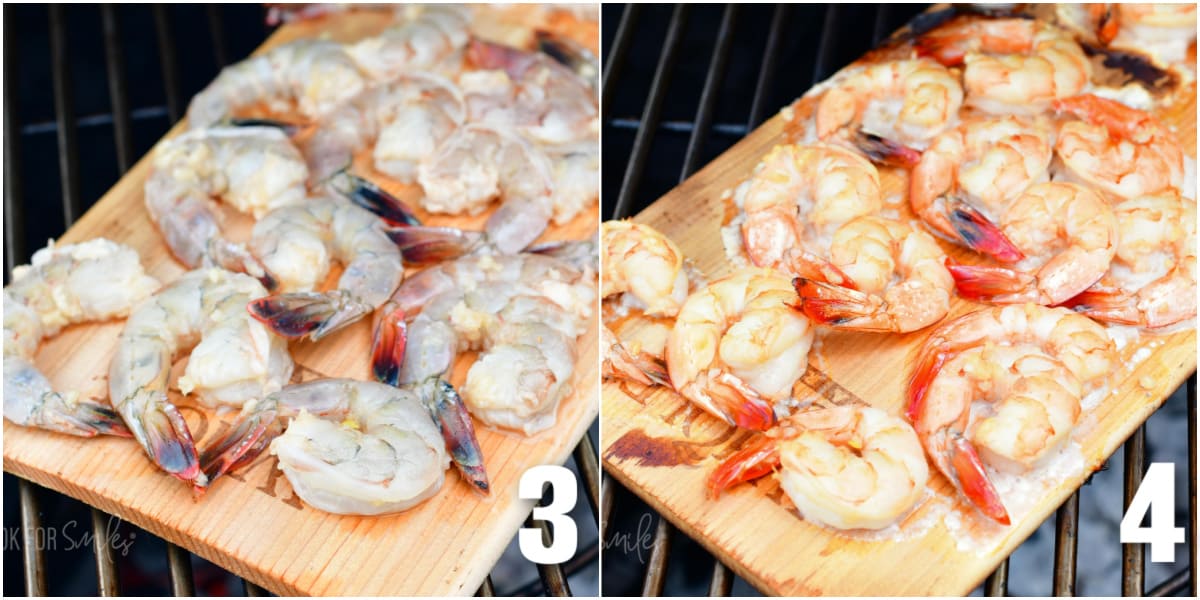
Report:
814,59,963,164
187,39,367,129
666,268,815,431
4,239,158,437
144,127,308,288
108,268,294,490
201,379,450,513
463,38,598,145
794,216,953,333
907,304,1116,523
949,182,1117,306
917,18,1092,114
1067,191,1196,330
734,142,882,284
245,195,404,341
708,405,929,531
301,72,466,185
371,247,597,489
910,115,1053,261
1054,94,1184,200
601,220,689,317
344,4,471,82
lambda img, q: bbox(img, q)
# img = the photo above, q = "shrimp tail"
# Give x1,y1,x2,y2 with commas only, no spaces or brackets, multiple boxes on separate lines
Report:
948,434,1010,524
707,436,780,498
1062,289,1142,325
792,278,890,331
207,238,278,291
197,402,283,491
534,30,598,88
425,379,490,495
945,261,1036,301
906,348,948,422
247,290,371,341
41,394,133,438
385,226,483,264
370,303,408,387
527,237,599,273
690,372,777,431
946,197,1025,262
135,395,206,488
602,327,669,387
852,130,922,169
1095,5,1118,46
223,116,302,137
328,172,422,227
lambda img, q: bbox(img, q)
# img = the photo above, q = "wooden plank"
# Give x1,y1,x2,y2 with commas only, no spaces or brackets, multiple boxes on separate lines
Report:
3,8,598,597
600,24,1198,598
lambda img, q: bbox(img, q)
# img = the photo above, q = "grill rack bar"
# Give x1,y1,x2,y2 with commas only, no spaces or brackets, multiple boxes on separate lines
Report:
600,4,1198,596
6,5,598,596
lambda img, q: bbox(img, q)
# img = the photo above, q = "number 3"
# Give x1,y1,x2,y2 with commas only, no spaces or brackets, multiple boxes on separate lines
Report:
519,465,579,564
1120,462,1185,563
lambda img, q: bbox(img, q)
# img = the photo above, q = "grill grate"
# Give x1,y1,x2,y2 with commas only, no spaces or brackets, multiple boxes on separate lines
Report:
3,4,597,596
600,3,1197,596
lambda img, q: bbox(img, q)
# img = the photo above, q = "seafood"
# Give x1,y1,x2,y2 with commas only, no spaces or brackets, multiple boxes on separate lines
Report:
1054,94,1184,200
344,4,471,82
463,38,598,146
708,405,929,531
246,195,404,341
202,379,449,514
916,18,1092,115
302,72,466,185
666,268,815,431
794,216,953,333
815,59,963,163
908,304,1116,523
1056,3,1197,66
601,325,668,387
144,127,308,287
601,220,689,317
4,239,158,437
948,182,1117,306
909,115,1052,261
108,268,294,489
735,142,882,283
1067,191,1196,330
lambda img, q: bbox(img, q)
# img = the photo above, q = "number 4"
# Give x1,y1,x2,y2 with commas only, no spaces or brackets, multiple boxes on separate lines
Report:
1120,462,1185,563
519,465,579,565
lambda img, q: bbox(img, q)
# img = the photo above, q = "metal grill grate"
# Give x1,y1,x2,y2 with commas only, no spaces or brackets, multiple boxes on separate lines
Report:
2,4,597,596
600,4,1197,596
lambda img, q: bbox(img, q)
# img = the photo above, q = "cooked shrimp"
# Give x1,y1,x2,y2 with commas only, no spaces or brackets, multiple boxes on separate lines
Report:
948,182,1117,305
910,115,1052,261
371,246,597,488
907,304,1116,524
602,220,689,317
601,325,668,387
108,268,294,490
344,4,471,82
199,379,450,512
666,268,815,432
145,127,308,288
708,405,929,531
187,39,367,129
794,216,953,333
917,18,1091,115
1067,191,1196,330
814,59,963,164
245,195,404,341
734,142,882,284
4,239,158,437
302,72,466,185
1057,4,1197,66
463,38,598,146
1054,94,1184,200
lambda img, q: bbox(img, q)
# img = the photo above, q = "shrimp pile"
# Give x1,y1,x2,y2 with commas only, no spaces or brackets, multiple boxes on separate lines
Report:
4,239,159,437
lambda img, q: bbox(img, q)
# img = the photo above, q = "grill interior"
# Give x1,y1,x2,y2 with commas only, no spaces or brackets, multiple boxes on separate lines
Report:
599,3,1197,596
2,4,597,596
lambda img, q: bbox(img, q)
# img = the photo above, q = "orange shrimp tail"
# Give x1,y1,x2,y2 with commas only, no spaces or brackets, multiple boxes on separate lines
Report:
791,250,858,289
371,304,408,387
852,130,923,169
1054,94,1153,140
949,435,1010,525
707,436,780,498
1061,289,1141,325
914,31,967,66
947,198,1025,263
906,348,946,423
946,261,1035,301
1095,5,1119,46
792,278,877,326
706,372,778,431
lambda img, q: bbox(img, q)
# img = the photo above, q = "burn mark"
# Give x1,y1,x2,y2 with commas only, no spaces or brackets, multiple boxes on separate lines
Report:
605,429,707,468
798,364,863,407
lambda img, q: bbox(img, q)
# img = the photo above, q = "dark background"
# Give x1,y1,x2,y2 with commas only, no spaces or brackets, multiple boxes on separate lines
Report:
3,4,597,596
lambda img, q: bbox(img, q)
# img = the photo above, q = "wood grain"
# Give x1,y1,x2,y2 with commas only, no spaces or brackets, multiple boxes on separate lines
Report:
3,8,598,597
601,28,1198,598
